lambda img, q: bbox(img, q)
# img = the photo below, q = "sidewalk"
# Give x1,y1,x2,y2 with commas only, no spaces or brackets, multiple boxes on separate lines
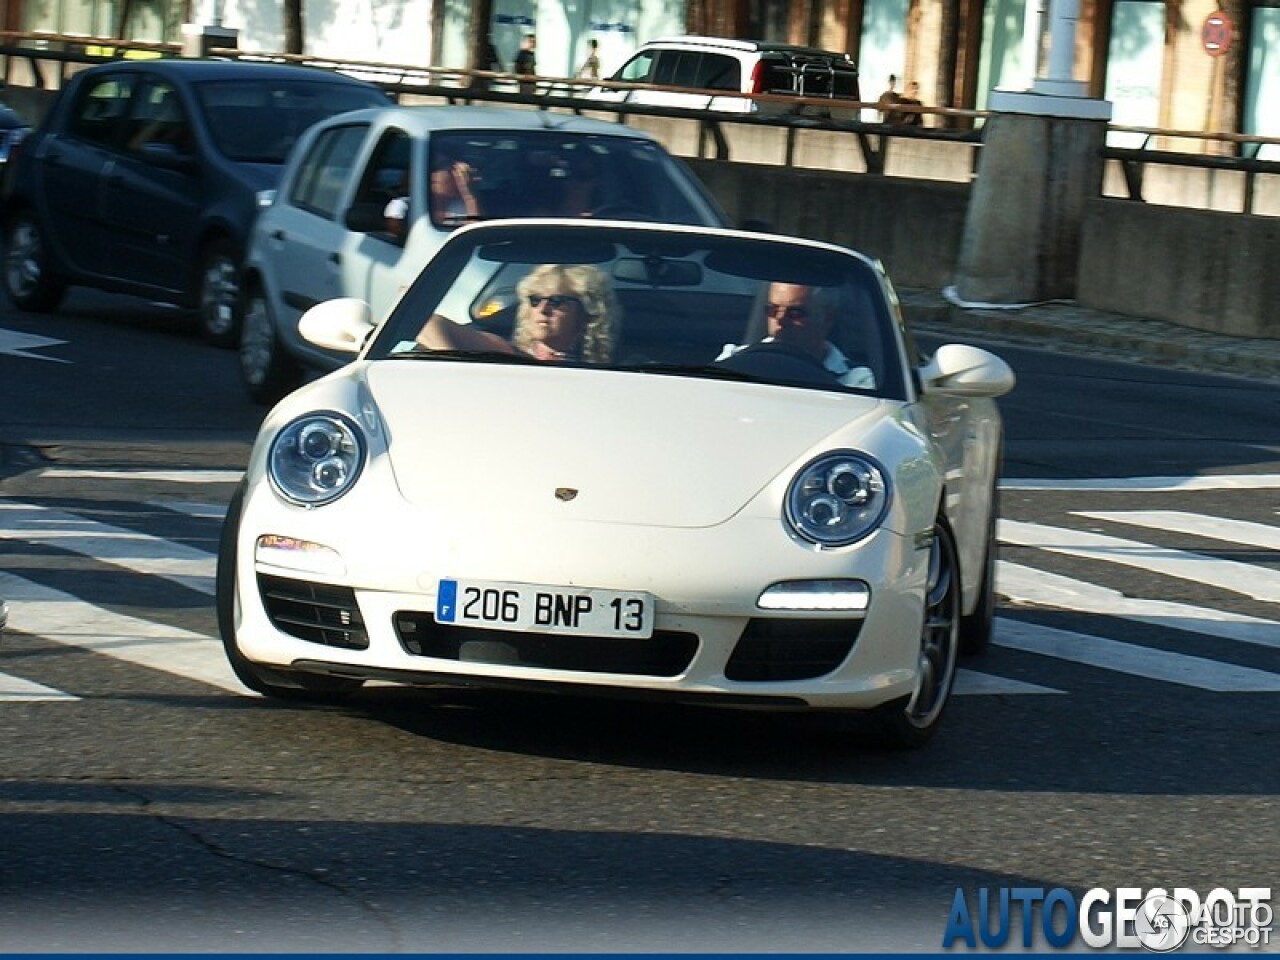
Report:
899,288,1280,384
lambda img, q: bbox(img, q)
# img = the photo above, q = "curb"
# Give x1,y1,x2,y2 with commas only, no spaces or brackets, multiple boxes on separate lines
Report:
899,290,1280,384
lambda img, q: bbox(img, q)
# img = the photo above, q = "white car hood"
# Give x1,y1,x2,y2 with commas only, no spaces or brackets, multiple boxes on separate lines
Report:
367,362,886,527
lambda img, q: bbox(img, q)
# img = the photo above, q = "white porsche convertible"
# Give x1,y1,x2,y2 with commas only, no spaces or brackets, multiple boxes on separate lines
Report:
217,221,1014,749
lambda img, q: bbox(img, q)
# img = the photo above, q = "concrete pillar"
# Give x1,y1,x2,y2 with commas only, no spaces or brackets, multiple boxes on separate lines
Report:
952,0,1112,304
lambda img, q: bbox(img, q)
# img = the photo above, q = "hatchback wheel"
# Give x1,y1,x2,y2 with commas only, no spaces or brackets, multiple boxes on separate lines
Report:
865,520,961,750
240,287,302,405
3,211,67,312
197,238,241,347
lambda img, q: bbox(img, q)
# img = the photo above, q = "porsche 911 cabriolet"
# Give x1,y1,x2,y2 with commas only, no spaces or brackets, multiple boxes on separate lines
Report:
217,220,1015,749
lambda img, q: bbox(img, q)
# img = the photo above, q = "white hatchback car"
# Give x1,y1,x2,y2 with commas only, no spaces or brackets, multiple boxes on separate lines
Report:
238,105,729,403
218,219,1014,750
590,36,861,118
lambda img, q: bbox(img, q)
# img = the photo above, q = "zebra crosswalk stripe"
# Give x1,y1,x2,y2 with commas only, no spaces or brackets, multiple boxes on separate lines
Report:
0,500,215,595
999,518,1280,604
996,617,1280,692
997,561,1280,650
1076,510,1280,550
0,570,245,695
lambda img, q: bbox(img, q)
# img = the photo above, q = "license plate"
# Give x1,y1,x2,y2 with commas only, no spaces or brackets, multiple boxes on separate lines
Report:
435,578,654,639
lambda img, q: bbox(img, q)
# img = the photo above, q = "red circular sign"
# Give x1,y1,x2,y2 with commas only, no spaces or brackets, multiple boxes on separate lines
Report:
1202,10,1233,57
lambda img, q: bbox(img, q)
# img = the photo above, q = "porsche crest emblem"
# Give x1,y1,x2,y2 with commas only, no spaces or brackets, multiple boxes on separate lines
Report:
555,487,579,502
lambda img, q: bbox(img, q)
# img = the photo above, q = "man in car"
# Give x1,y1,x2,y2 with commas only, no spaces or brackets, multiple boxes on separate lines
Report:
718,281,874,388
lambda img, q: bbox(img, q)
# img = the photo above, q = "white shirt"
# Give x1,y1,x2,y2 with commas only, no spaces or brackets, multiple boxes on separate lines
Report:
716,338,876,388
383,195,409,220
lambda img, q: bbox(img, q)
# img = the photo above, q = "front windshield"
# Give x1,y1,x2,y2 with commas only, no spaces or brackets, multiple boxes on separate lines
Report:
196,78,386,163
369,224,907,400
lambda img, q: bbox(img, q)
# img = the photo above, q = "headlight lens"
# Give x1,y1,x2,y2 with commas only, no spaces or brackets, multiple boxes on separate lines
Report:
785,451,889,547
268,412,366,506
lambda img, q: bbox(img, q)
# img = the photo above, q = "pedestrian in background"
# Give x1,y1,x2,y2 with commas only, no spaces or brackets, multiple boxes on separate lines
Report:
897,80,924,126
515,33,537,95
877,74,901,123
578,38,601,80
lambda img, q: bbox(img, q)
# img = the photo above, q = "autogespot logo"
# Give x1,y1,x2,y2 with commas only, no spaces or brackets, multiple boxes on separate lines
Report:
942,886,1273,951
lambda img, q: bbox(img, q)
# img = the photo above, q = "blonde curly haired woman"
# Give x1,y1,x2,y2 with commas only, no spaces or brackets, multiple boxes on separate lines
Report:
512,263,617,363
419,263,619,364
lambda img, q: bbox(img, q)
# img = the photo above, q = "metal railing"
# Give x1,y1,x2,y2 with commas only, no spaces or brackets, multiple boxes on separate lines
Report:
4,30,1280,213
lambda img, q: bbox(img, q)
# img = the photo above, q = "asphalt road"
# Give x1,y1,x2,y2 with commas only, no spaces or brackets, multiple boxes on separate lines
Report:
1,291,1277,953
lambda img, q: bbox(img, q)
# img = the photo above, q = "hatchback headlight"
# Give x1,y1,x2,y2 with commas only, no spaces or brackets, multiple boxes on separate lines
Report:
268,412,366,506
785,451,889,547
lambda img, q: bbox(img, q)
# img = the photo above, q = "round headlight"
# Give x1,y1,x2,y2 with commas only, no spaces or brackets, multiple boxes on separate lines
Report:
268,412,366,506
785,451,889,547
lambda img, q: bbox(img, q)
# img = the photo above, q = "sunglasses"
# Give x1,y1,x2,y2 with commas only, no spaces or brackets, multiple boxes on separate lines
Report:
766,302,809,322
528,294,582,310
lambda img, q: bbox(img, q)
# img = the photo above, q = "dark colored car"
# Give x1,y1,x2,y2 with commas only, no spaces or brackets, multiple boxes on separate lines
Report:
0,101,32,167
0,58,389,345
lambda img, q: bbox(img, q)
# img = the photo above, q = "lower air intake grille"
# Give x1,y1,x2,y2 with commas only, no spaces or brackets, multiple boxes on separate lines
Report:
257,574,368,650
724,617,861,681
394,612,697,677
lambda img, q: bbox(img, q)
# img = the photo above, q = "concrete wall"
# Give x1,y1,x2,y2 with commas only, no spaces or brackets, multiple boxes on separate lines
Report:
1078,200,1280,338
685,158,970,289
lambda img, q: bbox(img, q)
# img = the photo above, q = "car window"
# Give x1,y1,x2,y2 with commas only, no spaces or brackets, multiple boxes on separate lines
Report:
373,224,907,401
426,131,716,226
614,52,655,83
695,55,741,92
289,123,368,218
196,78,385,163
66,74,134,148
126,79,192,156
354,128,412,208
651,51,687,87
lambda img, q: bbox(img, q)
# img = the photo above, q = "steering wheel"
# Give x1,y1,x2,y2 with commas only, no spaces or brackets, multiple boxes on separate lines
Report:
717,341,840,385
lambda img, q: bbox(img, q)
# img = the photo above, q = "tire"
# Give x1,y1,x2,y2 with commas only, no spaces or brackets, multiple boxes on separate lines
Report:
196,237,242,348
960,450,1002,656
3,209,67,312
240,285,302,405
864,519,961,750
216,483,364,701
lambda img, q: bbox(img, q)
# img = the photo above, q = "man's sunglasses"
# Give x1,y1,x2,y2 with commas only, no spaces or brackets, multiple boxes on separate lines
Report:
528,294,582,310
766,303,809,322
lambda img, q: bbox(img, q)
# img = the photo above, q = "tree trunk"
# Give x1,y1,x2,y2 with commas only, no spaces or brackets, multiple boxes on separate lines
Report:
468,0,496,73
284,0,304,55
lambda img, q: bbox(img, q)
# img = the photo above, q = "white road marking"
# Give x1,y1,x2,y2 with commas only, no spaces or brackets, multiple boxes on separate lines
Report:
954,669,1062,695
1076,510,1280,550
0,326,69,362
999,518,1280,604
0,672,79,701
997,561,1280,650
1002,474,1280,492
996,617,1280,692
149,500,229,520
0,501,215,595
0,572,245,694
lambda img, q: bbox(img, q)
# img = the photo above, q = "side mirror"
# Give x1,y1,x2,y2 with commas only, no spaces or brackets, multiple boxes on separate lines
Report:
298,298,376,354
919,343,1015,397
